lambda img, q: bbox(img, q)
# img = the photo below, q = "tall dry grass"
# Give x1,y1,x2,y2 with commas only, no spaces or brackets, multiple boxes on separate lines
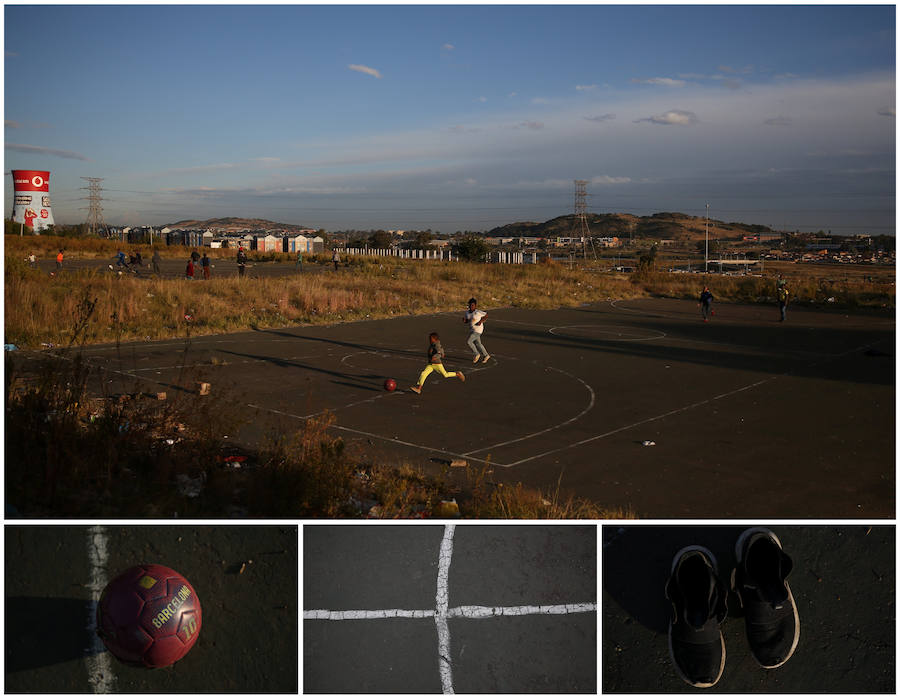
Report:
5,235,893,349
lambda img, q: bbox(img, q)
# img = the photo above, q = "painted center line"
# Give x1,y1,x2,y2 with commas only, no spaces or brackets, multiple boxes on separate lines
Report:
85,526,115,694
304,524,596,694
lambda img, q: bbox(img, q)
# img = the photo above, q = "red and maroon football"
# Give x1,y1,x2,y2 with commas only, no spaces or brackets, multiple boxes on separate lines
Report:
96,564,202,668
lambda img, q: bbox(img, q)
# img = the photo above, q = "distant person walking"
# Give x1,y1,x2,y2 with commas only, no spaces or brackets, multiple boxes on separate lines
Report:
237,247,247,278
777,284,789,322
296,251,303,272
27,252,36,268
185,258,195,280
463,297,490,363
332,249,341,271
699,286,714,322
190,250,201,265
151,248,161,276
201,252,211,280
410,332,465,394
55,249,64,271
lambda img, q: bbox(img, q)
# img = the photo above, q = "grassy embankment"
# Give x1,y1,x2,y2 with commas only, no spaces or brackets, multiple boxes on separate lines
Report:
4,234,893,519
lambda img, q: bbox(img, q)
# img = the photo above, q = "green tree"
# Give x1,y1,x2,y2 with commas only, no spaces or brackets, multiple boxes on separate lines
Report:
455,235,489,262
368,230,392,248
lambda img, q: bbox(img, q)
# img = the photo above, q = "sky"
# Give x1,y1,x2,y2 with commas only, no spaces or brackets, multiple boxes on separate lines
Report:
3,3,896,234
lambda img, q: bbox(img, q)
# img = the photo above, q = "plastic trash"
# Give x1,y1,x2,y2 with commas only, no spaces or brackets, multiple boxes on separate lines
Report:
4,344,17,351
642,440,656,446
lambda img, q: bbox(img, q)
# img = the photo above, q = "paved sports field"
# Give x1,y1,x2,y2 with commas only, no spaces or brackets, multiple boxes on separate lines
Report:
4,525,297,693
603,525,895,693
303,524,596,693
63,297,893,518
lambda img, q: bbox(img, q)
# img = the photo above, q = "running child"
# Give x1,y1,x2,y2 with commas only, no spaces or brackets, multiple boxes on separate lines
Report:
463,297,490,363
410,332,465,394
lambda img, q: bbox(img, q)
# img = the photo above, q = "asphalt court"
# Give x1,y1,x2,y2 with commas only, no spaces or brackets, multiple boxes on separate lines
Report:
303,525,596,693
68,297,894,518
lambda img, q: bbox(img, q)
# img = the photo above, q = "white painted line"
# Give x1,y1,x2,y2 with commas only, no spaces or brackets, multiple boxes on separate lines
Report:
85,526,115,694
305,524,596,694
548,324,667,342
448,603,597,617
502,376,774,467
435,524,456,695
464,366,594,457
304,609,435,619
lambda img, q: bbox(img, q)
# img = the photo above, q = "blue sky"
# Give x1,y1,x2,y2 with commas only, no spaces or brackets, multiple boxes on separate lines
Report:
4,4,895,234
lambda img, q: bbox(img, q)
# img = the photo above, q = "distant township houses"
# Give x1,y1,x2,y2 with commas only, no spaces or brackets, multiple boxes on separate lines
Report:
119,226,325,253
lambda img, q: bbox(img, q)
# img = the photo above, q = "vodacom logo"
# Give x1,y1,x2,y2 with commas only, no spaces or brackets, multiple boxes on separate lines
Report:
31,175,45,188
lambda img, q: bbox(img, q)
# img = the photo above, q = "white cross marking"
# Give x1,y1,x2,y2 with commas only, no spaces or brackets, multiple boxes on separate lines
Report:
304,524,596,694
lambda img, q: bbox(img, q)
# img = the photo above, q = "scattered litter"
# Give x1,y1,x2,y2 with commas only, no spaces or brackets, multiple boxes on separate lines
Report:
449,459,468,468
184,314,193,322
40,342,55,349
641,440,656,447
197,382,211,396
155,392,167,401
827,297,836,303
4,344,17,351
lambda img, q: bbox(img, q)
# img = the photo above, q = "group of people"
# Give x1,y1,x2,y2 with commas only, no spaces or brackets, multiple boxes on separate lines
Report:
410,297,491,394
185,250,212,280
699,275,789,322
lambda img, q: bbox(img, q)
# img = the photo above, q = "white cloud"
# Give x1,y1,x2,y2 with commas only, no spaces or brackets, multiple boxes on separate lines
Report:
348,64,382,79
5,142,89,160
631,77,686,88
584,114,615,123
634,109,699,126
531,97,549,104
442,43,455,51
518,121,545,130
591,175,632,184
575,84,598,91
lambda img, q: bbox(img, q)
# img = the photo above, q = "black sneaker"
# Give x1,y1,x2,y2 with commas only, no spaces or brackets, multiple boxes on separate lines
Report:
732,527,800,669
665,545,728,688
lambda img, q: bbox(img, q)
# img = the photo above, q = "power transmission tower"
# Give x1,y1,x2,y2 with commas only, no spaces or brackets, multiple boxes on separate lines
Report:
81,177,107,237
574,180,596,260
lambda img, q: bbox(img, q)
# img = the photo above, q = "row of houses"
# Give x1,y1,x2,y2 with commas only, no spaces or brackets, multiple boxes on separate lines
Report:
482,235,622,248
119,227,326,253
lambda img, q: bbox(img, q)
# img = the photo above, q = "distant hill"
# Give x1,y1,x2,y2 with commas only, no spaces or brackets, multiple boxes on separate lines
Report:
165,217,316,233
487,213,773,242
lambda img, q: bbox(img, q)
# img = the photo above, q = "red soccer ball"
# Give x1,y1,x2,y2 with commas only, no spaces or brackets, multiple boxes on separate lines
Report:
384,378,397,392
96,564,202,669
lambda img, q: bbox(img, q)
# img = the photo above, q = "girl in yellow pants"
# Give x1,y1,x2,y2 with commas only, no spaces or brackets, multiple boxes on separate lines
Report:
410,332,465,394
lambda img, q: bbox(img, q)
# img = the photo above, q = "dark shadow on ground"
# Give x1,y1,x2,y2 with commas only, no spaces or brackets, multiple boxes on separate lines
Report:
5,596,99,673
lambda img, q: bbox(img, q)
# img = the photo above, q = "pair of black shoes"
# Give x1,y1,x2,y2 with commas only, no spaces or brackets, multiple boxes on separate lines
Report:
665,528,800,688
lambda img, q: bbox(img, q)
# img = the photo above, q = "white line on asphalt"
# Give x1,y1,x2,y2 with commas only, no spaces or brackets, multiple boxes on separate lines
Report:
435,524,456,694
304,609,436,619
304,524,596,694
464,366,595,457
85,526,115,694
